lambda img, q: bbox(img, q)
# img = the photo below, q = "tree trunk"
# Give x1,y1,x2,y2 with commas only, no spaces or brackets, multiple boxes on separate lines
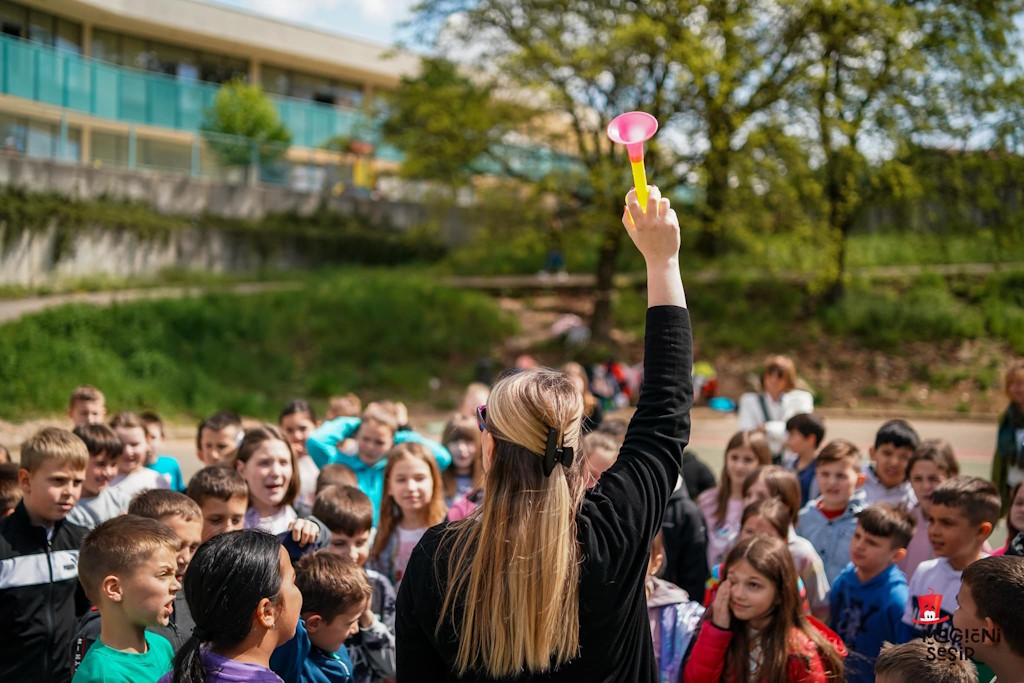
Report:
696,127,731,257
590,210,624,344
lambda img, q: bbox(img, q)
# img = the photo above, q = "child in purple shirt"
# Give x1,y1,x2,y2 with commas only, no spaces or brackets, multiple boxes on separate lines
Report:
159,530,301,683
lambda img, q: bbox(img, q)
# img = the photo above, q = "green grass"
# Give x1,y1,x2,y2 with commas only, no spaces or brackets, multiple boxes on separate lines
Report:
0,269,516,421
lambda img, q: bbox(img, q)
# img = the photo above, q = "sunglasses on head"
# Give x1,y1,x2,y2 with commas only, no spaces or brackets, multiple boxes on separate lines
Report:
476,405,487,432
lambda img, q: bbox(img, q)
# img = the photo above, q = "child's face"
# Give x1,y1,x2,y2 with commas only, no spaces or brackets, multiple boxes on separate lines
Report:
273,546,302,641
725,446,760,492
1009,374,1024,407
908,460,947,514
326,528,371,566
585,447,618,488
281,413,315,459
198,426,240,465
952,582,991,656
1010,486,1024,534
849,523,901,578
308,598,366,653
199,495,248,541
144,424,163,458
161,514,203,583
115,426,148,475
20,460,84,524
388,457,433,516
725,558,778,628
928,503,989,564
83,451,118,498
816,460,862,510
356,423,394,465
448,438,478,474
237,439,293,512
120,545,180,628
785,430,816,457
69,400,105,428
742,474,770,507
740,514,783,541
871,443,914,488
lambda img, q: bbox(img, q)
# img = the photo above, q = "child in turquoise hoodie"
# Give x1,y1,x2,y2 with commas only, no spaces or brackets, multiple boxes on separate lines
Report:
306,403,450,525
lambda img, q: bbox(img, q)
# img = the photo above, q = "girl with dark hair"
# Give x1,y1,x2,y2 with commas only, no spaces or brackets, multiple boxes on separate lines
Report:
160,529,302,683
685,535,846,683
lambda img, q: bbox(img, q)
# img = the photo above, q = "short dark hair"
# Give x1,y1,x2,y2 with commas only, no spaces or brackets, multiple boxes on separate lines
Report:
857,503,916,549
816,439,862,472
316,463,358,494
73,424,124,461
596,418,629,439
78,515,180,604
0,462,22,515
931,476,1001,528
129,489,203,523
874,640,977,682
140,411,165,437
962,555,1024,657
784,413,826,448
313,485,373,536
280,399,316,424
908,439,959,478
873,419,920,451
294,551,371,621
195,410,243,450
185,465,248,505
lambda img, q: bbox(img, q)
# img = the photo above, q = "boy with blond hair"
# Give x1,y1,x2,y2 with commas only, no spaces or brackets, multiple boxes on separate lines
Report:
796,438,868,584
68,385,106,427
76,490,203,657
900,476,1000,642
314,485,396,683
0,427,89,682
68,424,131,529
72,515,180,682
271,551,372,682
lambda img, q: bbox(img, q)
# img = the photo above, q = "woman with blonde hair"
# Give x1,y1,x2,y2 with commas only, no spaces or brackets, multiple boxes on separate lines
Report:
396,187,692,681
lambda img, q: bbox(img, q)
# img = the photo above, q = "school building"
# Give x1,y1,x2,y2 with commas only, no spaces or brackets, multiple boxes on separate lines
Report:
0,0,419,186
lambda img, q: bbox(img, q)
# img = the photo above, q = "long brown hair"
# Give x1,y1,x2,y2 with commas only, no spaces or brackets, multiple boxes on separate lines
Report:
437,368,585,677
231,424,300,509
370,442,447,561
714,430,772,526
743,465,802,527
441,414,485,500
720,535,844,681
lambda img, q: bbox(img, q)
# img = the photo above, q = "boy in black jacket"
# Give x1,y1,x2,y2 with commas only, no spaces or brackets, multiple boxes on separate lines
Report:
0,427,89,683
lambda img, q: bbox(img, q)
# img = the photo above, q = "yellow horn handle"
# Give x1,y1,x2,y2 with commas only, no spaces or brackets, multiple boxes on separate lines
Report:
630,159,649,212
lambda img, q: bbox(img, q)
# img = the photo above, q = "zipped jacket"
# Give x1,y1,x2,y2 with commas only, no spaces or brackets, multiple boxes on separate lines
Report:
0,501,89,683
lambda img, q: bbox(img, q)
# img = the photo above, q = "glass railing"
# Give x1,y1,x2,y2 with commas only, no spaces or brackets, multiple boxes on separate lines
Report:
0,33,365,148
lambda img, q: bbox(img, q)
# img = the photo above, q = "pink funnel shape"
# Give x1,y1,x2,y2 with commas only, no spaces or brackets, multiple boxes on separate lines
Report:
607,112,658,163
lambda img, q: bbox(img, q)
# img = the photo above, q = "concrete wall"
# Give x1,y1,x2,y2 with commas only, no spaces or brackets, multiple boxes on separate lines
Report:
0,156,469,287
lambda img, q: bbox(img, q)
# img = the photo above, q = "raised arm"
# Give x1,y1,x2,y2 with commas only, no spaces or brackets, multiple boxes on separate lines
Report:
306,416,361,468
583,187,693,568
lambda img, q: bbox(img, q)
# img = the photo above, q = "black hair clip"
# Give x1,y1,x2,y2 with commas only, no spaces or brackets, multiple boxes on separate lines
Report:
543,426,574,477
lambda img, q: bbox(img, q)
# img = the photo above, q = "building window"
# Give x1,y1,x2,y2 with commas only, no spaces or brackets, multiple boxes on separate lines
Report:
0,0,81,53
89,28,247,85
261,63,364,108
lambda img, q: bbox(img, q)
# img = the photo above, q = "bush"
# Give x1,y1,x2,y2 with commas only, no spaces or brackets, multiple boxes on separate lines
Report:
0,270,515,420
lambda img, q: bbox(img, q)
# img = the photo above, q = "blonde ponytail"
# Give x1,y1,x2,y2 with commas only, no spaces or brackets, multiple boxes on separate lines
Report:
437,369,586,676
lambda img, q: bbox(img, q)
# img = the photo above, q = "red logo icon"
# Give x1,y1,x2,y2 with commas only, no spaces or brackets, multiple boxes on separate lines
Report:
912,588,949,625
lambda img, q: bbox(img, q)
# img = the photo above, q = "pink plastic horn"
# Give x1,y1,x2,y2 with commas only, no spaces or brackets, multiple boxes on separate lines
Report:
607,112,658,210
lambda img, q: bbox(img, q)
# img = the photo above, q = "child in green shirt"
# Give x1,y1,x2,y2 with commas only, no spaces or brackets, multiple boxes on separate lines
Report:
72,515,181,682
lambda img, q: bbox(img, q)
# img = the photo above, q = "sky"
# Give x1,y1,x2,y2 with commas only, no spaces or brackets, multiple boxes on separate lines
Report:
203,0,417,46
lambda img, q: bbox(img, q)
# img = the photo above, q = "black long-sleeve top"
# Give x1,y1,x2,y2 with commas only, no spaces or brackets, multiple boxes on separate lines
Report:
396,306,693,682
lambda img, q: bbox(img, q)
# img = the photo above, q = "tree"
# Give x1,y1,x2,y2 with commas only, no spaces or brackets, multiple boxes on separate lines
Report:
796,0,1024,298
403,0,817,341
201,78,291,167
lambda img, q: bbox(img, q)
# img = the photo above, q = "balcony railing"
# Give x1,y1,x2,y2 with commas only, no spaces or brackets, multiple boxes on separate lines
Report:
0,33,367,149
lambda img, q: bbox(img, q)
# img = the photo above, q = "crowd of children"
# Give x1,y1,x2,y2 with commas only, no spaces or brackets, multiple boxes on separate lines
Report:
0,363,1022,683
